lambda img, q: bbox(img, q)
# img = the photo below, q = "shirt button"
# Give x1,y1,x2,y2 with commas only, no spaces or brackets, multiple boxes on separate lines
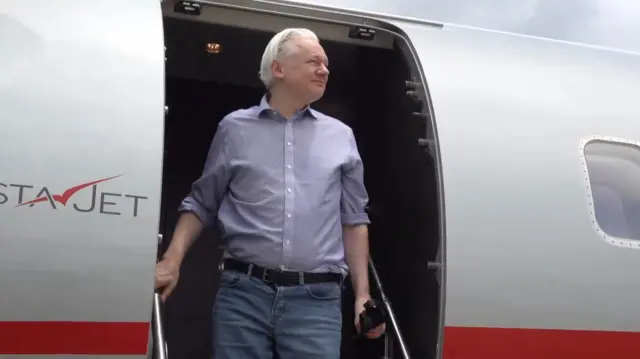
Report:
287,164,292,169
287,141,292,146
285,240,290,244
286,213,292,218
287,188,292,193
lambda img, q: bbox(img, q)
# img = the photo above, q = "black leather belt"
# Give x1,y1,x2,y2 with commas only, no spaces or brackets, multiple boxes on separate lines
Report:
222,258,342,286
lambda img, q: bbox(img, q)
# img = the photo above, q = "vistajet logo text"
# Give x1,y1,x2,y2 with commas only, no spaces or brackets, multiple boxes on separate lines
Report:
0,175,148,217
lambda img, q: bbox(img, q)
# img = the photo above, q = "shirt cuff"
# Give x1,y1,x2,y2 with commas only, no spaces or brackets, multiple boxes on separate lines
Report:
341,212,371,226
178,199,212,227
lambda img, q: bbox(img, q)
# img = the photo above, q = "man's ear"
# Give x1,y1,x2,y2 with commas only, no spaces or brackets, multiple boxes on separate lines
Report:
271,60,284,80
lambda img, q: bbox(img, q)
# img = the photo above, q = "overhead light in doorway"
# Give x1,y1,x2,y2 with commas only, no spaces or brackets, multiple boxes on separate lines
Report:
174,1,202,16
348,26,376,41
205,43,222,54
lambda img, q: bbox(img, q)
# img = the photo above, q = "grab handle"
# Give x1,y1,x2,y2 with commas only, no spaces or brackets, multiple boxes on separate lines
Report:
152,292,168,359
153,233,168,359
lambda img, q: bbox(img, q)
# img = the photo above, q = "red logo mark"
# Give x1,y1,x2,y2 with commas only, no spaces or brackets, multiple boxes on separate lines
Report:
17,175,122,207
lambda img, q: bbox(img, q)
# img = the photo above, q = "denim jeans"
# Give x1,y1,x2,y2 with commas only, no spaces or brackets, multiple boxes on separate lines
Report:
212,269,343,359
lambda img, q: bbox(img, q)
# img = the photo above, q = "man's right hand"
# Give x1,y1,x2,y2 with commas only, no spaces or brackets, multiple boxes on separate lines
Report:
155,257,180,301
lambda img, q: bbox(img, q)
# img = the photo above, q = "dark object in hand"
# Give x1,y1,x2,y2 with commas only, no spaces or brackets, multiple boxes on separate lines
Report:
358,299,387,337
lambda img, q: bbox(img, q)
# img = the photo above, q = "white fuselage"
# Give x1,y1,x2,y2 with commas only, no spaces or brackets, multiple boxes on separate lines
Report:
1,0,640,358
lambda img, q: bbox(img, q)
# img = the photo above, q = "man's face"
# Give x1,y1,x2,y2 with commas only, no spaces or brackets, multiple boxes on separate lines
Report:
272,37,329,103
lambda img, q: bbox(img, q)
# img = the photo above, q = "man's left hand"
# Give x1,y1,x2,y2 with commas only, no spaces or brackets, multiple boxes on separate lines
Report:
354,295,386,339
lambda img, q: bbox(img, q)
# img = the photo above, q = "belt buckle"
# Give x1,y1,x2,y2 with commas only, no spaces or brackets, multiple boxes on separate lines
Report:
261,268,272,283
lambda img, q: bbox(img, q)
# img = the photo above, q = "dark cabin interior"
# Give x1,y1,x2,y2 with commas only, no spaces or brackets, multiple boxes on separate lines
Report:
160,17,441,359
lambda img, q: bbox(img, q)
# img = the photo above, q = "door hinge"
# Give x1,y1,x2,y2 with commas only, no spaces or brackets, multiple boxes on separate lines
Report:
418,138,435,155
412,112,429,122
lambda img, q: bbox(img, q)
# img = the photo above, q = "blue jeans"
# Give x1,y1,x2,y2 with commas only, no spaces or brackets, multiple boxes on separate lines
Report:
212,269,343,359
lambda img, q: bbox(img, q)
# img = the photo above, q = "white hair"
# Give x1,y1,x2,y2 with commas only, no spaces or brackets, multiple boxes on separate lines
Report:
259,28,319,88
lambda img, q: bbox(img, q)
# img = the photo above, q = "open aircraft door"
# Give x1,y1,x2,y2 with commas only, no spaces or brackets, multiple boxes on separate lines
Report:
370,17,447,359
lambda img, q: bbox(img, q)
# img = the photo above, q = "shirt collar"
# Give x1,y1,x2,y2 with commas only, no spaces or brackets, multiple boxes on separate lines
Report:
258,93,317,120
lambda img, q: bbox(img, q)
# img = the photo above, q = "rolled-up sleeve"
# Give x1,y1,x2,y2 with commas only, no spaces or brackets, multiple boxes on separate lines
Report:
340,128,371,226
178,119,231,227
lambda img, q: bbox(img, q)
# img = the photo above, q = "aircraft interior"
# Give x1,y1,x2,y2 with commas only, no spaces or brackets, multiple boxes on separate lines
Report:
159,3,442,359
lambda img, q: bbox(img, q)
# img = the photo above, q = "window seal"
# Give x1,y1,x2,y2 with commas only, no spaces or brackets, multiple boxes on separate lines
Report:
580,135,640,249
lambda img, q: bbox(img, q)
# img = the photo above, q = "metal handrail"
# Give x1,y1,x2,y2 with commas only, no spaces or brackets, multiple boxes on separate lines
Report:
152,292,169,359
152,233,169,359
369,257,411,359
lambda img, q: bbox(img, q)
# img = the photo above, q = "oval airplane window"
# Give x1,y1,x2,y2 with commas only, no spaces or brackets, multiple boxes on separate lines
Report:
581,136,640,248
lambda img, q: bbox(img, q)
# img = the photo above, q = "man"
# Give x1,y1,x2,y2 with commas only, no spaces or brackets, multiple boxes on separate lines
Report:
155,27,385,359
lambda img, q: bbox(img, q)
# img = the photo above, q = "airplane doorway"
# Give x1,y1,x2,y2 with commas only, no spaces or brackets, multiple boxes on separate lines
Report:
158,2,444,359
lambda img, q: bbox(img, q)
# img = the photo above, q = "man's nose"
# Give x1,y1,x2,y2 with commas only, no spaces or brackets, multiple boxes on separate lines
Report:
318,64,329,75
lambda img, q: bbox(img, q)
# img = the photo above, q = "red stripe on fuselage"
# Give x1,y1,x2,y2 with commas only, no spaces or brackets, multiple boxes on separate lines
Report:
1,321,639,356
444,326,640,359
0,321,150,355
